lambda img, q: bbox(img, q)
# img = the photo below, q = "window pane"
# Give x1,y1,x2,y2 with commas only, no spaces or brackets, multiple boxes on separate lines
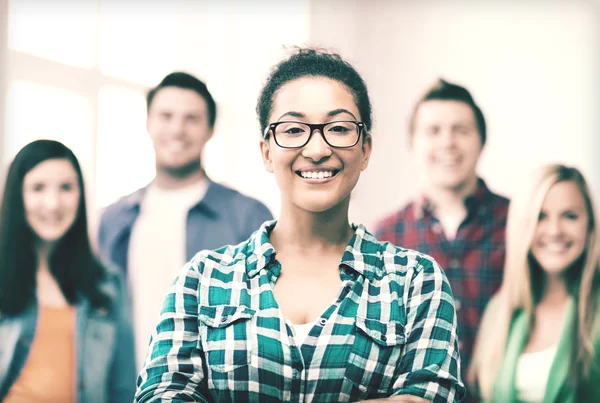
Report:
97,0,228,88
98,2,180,86
4,81,93,179
96,86,154,208
8,0,97,67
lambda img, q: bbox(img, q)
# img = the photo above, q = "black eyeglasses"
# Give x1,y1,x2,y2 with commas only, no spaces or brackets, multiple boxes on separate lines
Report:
263,120,365,149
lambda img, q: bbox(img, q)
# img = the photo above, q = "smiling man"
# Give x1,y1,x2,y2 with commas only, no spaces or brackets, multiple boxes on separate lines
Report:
375,79,509,403
97,72,272,369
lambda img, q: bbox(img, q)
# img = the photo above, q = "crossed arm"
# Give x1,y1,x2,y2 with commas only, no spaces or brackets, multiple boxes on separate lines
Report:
135,255,462,402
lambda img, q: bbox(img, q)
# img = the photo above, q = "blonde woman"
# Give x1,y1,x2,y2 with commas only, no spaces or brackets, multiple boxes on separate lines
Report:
469,164,600,402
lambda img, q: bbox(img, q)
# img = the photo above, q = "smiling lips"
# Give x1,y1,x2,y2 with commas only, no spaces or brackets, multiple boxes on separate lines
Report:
38,215,65,224
295,168,340,182
164,140,188,153
539,241,572,253
433,154,462,167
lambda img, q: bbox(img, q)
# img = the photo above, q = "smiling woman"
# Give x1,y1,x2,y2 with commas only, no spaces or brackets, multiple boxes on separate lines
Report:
260,75,370,216
0,140,136,402
22,159,81,243
135,47,464,403
470,164,600,403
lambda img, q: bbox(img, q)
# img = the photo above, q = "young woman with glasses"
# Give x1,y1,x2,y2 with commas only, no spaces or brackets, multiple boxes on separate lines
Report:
136,47,464,403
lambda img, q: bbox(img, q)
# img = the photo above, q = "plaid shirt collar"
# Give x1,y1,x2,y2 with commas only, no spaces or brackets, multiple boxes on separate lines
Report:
415,177,493,219
245,220,385,282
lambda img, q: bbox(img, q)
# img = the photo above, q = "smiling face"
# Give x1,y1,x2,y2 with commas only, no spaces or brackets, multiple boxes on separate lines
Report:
147,86,213,175
530,180,590,276
411,100,483,191
260,76,372,214
22,158,81,244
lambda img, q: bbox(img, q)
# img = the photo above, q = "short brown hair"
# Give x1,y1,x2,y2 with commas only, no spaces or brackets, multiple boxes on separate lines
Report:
408,78,486,145
147,72,217,128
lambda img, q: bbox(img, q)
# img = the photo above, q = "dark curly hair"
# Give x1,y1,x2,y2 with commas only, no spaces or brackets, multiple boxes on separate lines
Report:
256,47,373,135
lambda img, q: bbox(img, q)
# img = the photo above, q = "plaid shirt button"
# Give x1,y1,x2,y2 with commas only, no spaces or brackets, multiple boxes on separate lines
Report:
318,318,327,326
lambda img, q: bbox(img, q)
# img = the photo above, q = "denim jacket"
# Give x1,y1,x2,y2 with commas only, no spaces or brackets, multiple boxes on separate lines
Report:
97,180,273,276
0,266,136,402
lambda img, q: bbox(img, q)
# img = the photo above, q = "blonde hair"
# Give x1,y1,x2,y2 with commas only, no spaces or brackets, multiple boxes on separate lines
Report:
470,164,600,400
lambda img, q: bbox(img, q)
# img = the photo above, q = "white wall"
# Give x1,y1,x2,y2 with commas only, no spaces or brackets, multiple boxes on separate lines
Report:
310,0,600,228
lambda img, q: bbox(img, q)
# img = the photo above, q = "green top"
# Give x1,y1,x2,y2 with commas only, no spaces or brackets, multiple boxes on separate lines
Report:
491,297,600,403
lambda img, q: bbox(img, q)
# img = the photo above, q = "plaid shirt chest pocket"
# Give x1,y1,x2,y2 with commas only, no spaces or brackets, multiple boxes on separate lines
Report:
198,305,255,373
345,316,406,396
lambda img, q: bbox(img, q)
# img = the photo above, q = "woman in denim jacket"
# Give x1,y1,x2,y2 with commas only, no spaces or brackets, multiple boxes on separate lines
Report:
0,140,136,402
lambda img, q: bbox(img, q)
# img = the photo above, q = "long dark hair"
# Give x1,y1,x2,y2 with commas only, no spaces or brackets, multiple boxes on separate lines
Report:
0,140,110,314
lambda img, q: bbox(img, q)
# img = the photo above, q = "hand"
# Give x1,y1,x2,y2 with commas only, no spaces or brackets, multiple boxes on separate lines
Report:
355,395,431,403
388,396,431,403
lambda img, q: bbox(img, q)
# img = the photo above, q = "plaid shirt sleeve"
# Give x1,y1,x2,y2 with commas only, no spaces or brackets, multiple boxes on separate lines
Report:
135,260,210,403
391,255,463,403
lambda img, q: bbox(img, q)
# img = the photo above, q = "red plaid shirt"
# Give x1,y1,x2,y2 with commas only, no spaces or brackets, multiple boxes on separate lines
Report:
375,179,509,399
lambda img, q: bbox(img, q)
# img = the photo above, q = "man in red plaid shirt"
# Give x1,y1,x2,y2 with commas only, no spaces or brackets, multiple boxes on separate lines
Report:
375,79,509,403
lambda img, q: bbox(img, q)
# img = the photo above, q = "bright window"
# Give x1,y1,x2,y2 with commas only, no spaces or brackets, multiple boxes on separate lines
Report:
8,0,97,67
4,81,93,178
96,86,155,208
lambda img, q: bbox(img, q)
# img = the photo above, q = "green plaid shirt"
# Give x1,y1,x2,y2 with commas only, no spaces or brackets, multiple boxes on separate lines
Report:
135,221,464,403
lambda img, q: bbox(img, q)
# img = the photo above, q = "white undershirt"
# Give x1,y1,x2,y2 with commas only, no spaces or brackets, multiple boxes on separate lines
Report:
514,345,557,403
128,180,208,369
289,321,316,345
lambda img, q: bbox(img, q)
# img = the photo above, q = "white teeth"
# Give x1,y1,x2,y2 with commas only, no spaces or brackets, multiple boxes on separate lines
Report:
543,243,569,252
435,155,460,165
300,170,334,179
42,217,63,223
166,141,186,152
